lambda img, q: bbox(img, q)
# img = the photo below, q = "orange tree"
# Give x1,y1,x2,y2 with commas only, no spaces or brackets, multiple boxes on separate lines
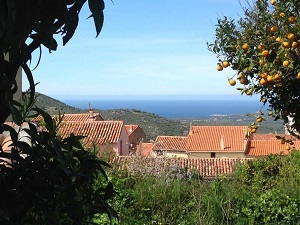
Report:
209,0,300,137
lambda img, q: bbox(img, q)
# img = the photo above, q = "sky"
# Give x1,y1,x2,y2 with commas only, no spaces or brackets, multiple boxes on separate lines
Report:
22,0,252,100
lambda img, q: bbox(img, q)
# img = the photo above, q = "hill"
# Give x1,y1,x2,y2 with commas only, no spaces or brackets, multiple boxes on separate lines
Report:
32,93,286,141
32,93,189,141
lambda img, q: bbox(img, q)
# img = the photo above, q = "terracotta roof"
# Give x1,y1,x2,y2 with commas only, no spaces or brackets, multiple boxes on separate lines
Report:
137,143,154,156
54,112,103,122
31,112,103,124
111,156,248,178
125,125,139,135
252,133,297,141
247,140,300,156
186,126,249,152
57,121,124,147
152,136,187,151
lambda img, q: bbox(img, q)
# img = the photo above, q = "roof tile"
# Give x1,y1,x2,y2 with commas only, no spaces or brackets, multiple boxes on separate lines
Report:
186,126,249,152
152,136,187,151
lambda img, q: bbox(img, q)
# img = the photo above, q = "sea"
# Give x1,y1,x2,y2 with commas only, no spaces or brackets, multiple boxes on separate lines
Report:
61,98,267,119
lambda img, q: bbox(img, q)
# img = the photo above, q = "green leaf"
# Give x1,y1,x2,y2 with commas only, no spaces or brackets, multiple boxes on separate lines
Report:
63,10,79,45
33,107,54,133
8,103,23,125
21,62,35,109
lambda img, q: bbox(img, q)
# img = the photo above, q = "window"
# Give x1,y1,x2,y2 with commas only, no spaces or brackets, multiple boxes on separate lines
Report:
211,152,216,158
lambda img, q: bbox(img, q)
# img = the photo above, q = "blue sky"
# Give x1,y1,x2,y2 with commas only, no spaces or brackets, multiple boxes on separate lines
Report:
23,0,251,100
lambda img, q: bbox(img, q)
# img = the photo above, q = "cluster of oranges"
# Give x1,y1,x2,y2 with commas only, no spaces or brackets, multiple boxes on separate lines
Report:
213,0,300,135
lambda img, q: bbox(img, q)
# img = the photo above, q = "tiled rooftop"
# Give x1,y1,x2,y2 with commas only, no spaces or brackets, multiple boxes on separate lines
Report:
252,133,297,141
111,156,248,178
137,143,154,156
57,121,124,147
186,126,249,152
247,140,300,156
54,112,103,122
125,125,139,136
152,136,188,151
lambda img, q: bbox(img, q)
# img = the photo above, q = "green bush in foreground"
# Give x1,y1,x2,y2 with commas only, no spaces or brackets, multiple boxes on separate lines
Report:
103,152,300,225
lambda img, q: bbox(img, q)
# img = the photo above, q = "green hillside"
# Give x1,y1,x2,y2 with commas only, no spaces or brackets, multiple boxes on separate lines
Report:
31,93,285,141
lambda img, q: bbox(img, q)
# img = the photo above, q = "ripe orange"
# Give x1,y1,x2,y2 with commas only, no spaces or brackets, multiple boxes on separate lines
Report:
288,33,295,41
283,60,289,67
242,43,250,51
238,73,245,78
267,75,273,82
239,77,248,85
251,128,257,133
274,73,282,81
246,90,252,96
259,78,268,85
257,44,264,51
270,0,276,5
261,50,269,57
279,12,285,17
217,64,223,71
229,79,236,86
298,72,300,78
261,97,267,103
275,37,281,43
292,41,298,48
270,26,279,33
222,61,230,68
282,41,290,48
256,117,263,123
288,16,296,24
261,72,268,79
285,145,291,151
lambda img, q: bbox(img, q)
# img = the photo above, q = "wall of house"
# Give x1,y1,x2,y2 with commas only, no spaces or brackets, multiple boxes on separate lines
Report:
119,126,130,156
163,151,189,158
188,152,245,158
129,127,146,152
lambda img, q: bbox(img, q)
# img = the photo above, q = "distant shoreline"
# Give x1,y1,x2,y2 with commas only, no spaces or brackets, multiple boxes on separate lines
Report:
60,98,266,119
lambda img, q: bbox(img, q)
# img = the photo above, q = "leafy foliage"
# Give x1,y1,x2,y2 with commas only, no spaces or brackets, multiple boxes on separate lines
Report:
209,0,300,136
0,0,105,125
0,101,117,224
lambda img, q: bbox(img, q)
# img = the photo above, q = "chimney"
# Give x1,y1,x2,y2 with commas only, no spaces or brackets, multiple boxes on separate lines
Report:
220,135,225,150
89,108,94,119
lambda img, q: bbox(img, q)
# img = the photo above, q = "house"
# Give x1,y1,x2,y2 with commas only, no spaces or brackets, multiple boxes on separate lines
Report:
152,136,188,158
125,125,146,154
186,126,250,158
57,121,130,156
31,109,103,125
136,142,154,157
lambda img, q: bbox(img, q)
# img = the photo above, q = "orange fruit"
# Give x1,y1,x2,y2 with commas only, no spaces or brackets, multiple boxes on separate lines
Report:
242,43,250,51
270,0,276,5
238,73,245,78
267,75,273,82
256,117,263,123
283,60,289,67
251,128,257,133
286,145,291,150
288,16,296,24
261,97,267,103
279,12,285,17
217,64,223,71
229,79,236,86
288,33,295,41
275,37,281,43
257,44,264,51
274,74,282,82
261,50,269,57
282,41,290,48
246,90,252,96
239,77,248,85
222,61,230,68
270,26,279,33
261,72,268,79
292,41,298,48
297,72,300,78
259,78,268,85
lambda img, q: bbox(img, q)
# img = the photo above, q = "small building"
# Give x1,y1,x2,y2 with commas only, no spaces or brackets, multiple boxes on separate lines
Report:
136,142,154,157
57,121,129,157
125,125,146,154
186,126,250,158
152,136,188,158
